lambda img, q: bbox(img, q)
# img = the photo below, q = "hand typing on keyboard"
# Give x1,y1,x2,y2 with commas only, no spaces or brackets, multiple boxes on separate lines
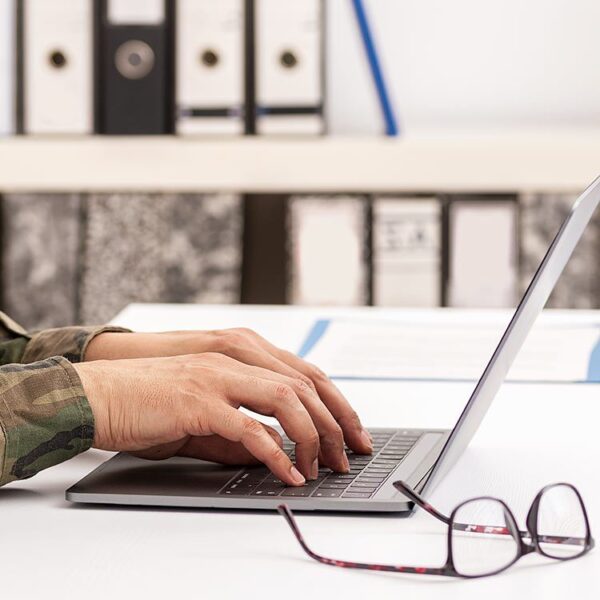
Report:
221,431,420,499
74,328,374,487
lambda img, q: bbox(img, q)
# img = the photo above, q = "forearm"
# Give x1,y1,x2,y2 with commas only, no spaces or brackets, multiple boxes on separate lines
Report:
0,357,94,486
0,310,130,365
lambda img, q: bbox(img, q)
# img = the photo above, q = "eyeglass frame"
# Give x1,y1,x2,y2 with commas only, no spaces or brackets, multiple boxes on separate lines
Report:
277,480,595,578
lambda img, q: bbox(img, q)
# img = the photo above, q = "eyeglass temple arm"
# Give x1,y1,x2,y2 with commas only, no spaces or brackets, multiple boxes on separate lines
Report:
277,504,449,576
392,481,587,546
392,480,451,524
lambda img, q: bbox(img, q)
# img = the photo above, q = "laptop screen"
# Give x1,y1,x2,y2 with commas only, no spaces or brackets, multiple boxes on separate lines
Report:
424,176,600,494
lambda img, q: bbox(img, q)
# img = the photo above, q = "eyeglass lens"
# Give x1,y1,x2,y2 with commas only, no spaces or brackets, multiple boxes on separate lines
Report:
451,498,520,577
536,484,589,559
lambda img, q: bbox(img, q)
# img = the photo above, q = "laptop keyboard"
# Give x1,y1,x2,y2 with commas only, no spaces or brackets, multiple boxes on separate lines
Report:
220,429,422,500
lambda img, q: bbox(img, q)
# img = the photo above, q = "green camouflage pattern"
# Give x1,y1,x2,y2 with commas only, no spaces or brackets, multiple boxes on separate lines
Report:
0,312,130,486
0,358,94,484
22,324,130,364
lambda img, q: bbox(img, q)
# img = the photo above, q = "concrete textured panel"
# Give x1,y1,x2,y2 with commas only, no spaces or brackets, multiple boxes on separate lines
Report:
80,193,242,324
1,194,81,330
520,193,600,309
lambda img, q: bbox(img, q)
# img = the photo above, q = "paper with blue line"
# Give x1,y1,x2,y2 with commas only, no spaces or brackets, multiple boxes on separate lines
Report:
299,318,600,384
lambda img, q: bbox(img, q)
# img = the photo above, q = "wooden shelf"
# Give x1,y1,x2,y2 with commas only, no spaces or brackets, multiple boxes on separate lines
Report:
1,131,599,194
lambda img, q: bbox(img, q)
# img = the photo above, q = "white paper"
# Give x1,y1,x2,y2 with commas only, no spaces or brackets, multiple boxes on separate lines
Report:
303,318,600,382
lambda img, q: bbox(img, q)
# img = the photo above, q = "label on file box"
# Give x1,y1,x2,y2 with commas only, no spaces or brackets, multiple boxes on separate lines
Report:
107,0,165,24
373,198,442,307
255,0,324,135
22,0,94,134
0,0,15,135
176,0,244,135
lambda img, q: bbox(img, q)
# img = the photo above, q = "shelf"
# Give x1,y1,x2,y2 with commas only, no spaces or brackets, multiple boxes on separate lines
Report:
1,132,599,194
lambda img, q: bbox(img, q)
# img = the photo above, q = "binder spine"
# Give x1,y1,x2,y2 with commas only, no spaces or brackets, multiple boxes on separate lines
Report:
96,0,174,135
255,0,325,135
175,0,245,136
20,0,94,134
1,0,17,135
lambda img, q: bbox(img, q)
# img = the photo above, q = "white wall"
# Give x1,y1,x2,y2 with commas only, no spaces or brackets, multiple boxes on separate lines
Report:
326,0,600,134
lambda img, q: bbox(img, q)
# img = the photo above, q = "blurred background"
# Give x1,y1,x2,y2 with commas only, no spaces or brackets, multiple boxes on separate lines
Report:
1,0,599,330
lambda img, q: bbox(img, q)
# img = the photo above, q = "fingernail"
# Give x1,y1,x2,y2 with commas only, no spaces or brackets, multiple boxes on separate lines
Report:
290,465,306,486
342,453,350,472
361,430,374,451
311,459,319,480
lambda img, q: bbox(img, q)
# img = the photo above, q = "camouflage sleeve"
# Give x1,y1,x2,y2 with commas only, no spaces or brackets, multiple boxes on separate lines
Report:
0,312,131,486
0,357,94,485
0,311,131,365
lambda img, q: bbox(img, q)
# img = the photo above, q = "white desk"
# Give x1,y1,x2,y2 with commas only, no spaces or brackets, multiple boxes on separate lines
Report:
1,304,599,599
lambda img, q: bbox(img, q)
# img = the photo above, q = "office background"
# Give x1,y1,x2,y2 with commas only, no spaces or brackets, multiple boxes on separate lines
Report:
1,0,599,330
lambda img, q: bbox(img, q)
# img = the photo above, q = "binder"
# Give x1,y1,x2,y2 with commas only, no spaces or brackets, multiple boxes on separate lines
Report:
447,198,518,308
20,0,94,134
520,193,600,309
373,197,441,307
176,0,245,135
289,196,368,305
1,194,81,329
255,0,324,135
0,0,15,135
96,0,174,134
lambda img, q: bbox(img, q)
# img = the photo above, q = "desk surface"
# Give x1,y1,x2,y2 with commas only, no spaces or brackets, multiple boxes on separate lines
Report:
2,304,599,599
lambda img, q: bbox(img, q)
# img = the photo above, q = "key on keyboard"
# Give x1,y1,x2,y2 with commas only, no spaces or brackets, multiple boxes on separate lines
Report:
220,429,422,499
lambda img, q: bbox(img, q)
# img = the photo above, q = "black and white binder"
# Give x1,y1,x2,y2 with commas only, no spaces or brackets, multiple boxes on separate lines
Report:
176,0,245,136
1,0,16,135
255,0,325,135
19,0,94,134
96,0,174,134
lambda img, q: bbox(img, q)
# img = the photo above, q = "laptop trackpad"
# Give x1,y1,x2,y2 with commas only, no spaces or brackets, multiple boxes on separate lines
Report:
71,453,242,497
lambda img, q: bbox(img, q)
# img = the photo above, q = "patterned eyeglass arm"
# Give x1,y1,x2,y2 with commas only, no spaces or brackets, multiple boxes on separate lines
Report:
277,504,449,576
393,481,587,546
392,480,451,524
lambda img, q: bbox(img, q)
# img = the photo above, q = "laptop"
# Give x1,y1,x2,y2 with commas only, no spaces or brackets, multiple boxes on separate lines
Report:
67,176,600,513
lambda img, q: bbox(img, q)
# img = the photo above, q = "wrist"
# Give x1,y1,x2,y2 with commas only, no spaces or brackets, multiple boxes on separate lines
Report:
71,361,110,449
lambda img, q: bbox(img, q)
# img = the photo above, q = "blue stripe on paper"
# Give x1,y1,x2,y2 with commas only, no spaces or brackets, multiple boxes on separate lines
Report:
586,335,600,382
298,319,331,358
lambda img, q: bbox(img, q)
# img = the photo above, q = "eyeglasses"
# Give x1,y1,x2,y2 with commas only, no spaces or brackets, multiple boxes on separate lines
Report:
278,480,594,578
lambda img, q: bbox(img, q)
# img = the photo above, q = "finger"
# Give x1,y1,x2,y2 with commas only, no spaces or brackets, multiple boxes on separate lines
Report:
205,406,305,486
178,426,283,465
244,336,373,455
221,372,320,480
213,357,349,473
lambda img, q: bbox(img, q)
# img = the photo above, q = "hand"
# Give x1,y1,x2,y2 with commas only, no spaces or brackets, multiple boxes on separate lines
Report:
73,351,369,486
85,328,373,470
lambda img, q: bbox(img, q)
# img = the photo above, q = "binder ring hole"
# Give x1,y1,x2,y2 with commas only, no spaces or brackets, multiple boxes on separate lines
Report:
280,51,298,69
49,50,67,69
115,40,155,80
201,49,220,67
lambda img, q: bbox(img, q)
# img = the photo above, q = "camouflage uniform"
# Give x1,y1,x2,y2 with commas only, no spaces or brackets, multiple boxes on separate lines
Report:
0,312,129,486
